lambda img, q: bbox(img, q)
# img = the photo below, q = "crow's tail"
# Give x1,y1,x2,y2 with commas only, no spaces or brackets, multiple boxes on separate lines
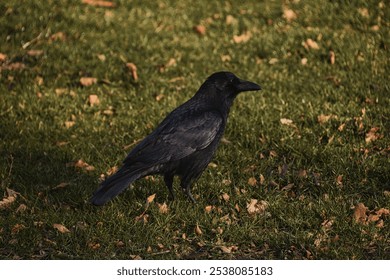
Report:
90,167,145,206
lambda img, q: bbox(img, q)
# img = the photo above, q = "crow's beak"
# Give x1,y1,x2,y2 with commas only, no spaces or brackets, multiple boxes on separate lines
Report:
236,79,262,92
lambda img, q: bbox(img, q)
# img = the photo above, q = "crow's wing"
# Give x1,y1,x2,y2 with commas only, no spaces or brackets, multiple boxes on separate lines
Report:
123,110,223,165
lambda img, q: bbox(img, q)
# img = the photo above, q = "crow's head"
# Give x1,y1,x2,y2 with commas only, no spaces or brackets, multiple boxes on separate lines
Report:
203,71,261,97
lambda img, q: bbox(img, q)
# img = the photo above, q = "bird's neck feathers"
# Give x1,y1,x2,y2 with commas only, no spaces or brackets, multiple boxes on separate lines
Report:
194,83,237,113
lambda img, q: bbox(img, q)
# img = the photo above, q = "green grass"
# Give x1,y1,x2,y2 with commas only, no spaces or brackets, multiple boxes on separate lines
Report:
0,0,389,259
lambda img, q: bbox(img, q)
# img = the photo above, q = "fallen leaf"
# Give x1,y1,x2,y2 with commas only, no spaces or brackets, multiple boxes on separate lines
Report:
283,9,297,22
358,8,369,17
318,114,333,124
233,31,252,43
365,127,381,143
0,53,7,61
12,224,25,234
88,242,101,250
0,188,19,209
0,62,26,71
50,32,66,41
268,58,278,64
280,118,294,125
338,123,346,132
336,175,343,186
226,15,237,25
281,183,294,191
221,193,230,202
64,121,75,128
97,54,106,61
53,223,70,233
259,174,265,185
82,0,116,7
27,49,43,56
52,182,70,190
298,169,307,178
205,205,213,213
247,199,268,215
303,38,320,50
220,246,232,254
88,94,100,106
146,193,156,204
353,203,368,224
195,224,203,235
248,177,257,186
80,77,97,86
329,50,335,65
126,62,138,81
193,25,206,35
155,93,164,101
301,57,308,65
157,202,169,214
68,159,95,171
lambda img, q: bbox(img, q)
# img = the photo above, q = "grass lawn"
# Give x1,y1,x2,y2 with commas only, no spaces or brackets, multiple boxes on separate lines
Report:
0,0,389,259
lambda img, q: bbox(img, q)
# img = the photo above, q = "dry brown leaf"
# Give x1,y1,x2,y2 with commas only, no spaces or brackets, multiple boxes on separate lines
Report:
53,223,70,233
219,246,232,254
268,58,278,64
64,121,75,128
53,182,70,190
27,49,43,56
281,183,294,191
283,9,297,22
303,39,320,50
0,188,19,209
157,202,169,214
80,77,97,87
358,8,369,17
301,57,308,65
235,203,241,212
336,175,343,186
221,193,230,202
195,224,203,235
233,31,252,43
0,53,7,61
88,94,100,106
259,174,265,185
247,199,268,215
205,205,213,213
12,224,26,234
329,50,335,65
146,193,156,204
280,118,294,125
193,25,206,35
97,54,106,61
222,179,231,186
338,123,346,132
376,208,390,216
226,15,237,25
68,159,95,171
1,62,26,71
82,0,116,7
353,203,368,223
126,62,138,81
50,32,66,41
155,93,164,101
318,114,333,124
365,127,381,143
248,177,257,186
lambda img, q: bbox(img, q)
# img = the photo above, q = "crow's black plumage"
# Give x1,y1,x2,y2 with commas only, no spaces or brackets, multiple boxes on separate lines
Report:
91,71,261,205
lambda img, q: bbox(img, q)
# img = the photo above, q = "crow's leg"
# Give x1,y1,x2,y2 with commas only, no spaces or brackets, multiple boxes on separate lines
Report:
164,173,175,201
180,182,196,203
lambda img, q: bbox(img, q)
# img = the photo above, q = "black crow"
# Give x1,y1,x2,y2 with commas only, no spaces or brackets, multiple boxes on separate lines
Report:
91,71,261,205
